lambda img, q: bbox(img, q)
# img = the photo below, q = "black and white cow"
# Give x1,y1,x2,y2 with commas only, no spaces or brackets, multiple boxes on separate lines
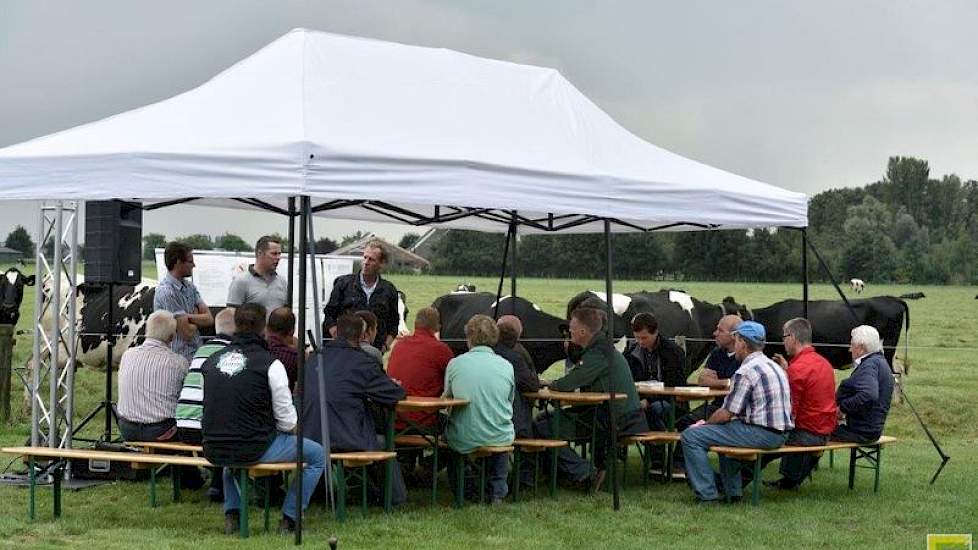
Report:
751,297,909,370
432,292,566,374
566,289,751,375
0,268,36,326
41,280,410,369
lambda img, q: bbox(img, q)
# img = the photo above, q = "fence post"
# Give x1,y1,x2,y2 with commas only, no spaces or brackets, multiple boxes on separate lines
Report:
0,324,14,423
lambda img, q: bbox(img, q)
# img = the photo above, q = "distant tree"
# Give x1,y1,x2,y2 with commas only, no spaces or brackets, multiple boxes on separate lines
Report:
314,237,339,254
178,234,214,250
142,232,167,260
398,232,421,250
4,226,35,257
214,233,251,252
340,231,367,247
430,230,506,275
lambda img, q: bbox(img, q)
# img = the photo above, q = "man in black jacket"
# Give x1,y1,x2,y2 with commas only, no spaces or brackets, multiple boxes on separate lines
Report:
833,325,894,443
323,241,400,352
303,313,409,505
201,303,325,535
494,315,542,438
624,313,687,431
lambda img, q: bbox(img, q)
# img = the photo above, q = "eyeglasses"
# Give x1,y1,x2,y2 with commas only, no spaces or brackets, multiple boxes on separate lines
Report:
782,334,792,339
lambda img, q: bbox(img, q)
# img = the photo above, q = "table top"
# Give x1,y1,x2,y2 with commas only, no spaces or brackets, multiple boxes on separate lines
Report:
634,384,731,399
523,388,628,404
396,396,469,411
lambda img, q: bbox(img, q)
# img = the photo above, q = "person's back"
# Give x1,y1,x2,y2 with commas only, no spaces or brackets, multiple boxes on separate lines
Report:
445,346,515,453
788,346,838,436
838,351,894,439
387,307,455,429
266,306,298,391
303,339,405,451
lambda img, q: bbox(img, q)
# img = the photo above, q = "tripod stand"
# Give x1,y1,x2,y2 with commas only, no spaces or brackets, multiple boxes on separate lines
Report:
72,282,120,444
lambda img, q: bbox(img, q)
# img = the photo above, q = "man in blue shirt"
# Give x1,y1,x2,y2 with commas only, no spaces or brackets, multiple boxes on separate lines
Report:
153,242,213,361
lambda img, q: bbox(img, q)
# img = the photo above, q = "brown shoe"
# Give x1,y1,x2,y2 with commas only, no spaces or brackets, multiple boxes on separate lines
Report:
590,469,607,493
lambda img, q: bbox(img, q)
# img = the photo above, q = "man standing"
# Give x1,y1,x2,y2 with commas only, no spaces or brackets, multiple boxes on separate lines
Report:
201,303,325,535
323,241,400,352
118,310,188,442
154,242,213,361
302,313,408,505
534,307,646,491
625,312,687,431
766,317,838,489
833,325,894,444
226,236,287,312
680,320,792,503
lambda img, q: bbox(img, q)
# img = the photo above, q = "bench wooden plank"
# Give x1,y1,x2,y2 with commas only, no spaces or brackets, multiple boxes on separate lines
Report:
618,431,681,445
331,451,396,467
394,434,448,448
128,441,203,453
710,436,898,460
0,446,299,472
469,445,514,458
513,438,569,451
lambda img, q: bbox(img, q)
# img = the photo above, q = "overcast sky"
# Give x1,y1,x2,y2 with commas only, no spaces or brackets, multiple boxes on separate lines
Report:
2,1,976,245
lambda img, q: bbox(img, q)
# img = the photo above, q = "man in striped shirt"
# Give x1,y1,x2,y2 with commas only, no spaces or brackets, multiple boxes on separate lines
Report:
118,310,189,442
680,320,793,503
176,308,236,444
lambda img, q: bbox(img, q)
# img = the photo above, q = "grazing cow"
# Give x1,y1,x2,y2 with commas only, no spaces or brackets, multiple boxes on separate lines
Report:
432,292,566,373
750,297,909,370
0,268,36,325
899,292,926,300
566,289,751,375
849,278,865,293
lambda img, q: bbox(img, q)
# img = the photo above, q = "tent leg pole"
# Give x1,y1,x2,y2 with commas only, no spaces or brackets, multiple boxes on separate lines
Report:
802,228,809,319
287,197,296,307
294,195,309,546
492,223,514,320
604,219,619,511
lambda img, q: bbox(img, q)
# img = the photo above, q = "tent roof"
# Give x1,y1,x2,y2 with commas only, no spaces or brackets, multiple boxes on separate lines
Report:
0,29,807,233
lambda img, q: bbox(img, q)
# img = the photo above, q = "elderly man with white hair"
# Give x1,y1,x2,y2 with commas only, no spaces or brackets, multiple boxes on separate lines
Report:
118,310,190,442
832,325,895,443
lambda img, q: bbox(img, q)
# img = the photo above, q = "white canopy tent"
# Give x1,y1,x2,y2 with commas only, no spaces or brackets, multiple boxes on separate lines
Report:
0,29,811,538
0,28,806,232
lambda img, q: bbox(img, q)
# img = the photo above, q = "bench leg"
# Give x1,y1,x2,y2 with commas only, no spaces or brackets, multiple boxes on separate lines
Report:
361,465,369,517
172,465,182,503
335,465,347,523
454,455,464,509
621,445,629,486
149,466,157,508
263,477,271,533
848,448,857,490
751,457,762,506
238,469,249,538
873,447,882,493
479,457,486,505
53,462,62,518
829,449,834,469
512,451,521,503
28,456,35,521
431,445,439,506
534,453,542,498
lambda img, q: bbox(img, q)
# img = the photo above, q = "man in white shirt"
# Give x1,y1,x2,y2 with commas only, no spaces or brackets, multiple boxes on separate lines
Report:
201,303,324,535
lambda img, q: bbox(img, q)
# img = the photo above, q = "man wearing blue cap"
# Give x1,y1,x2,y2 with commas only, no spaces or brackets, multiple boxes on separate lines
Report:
680,320,793,503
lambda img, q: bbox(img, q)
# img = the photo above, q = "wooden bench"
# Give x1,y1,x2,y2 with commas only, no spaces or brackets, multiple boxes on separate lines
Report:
453,445,514,508
616,431,681,486
328,451,397,522
511,438,570,501
0,446,298,538
709,436,898,505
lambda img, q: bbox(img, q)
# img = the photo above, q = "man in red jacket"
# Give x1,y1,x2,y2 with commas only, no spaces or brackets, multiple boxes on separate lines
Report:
768,317,839,489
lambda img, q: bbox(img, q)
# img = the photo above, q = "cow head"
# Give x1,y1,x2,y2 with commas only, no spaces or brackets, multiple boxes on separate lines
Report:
721,296,752,320
0,268,36,325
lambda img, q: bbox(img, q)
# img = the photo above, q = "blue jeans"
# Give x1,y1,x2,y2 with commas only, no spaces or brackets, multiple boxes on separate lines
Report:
223,433,325,520
448,452,510,500
680,420,786,501
645,400,673,432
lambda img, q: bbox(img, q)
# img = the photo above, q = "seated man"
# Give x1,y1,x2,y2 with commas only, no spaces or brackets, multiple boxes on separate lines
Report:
680,320,792,503
533,307,647,491
266,306,298,391
118,310,189,443
355,310,384,364
495,315,541,439
443,314,515,504
832,325,895,444
303,313,408,506
201,303,325,535
676,314,742,431
766,317,838,489
177,307,235,500
387,307,455,431
625,312,687,431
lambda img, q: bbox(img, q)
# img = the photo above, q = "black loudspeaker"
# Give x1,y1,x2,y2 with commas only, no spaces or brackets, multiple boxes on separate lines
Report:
84,201,143,285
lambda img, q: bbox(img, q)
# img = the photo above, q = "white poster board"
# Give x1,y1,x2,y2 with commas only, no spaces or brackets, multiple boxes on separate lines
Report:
153,249,355,316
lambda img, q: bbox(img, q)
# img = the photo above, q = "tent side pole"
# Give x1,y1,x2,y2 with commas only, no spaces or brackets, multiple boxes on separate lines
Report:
287,197,296,306
604,219,619,511
492,223,513,320
294,196,309,546
802,228,809,319
509,211,517,315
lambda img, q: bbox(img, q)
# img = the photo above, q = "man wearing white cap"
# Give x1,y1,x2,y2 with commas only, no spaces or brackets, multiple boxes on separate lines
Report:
679,320,793,504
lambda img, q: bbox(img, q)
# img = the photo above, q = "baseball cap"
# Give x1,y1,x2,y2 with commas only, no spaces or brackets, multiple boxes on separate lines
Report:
732,320,766,345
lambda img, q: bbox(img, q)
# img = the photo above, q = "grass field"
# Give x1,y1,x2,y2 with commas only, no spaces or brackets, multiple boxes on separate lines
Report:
1,268,976,548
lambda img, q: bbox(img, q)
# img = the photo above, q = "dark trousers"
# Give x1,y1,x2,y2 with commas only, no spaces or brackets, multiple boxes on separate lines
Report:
760,428,828,485
831,424,880,444
119,417,203,489
446,451,509,500
177,428,222,494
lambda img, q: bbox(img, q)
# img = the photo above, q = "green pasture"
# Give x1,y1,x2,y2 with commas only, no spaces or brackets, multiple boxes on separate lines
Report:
1,267,976,548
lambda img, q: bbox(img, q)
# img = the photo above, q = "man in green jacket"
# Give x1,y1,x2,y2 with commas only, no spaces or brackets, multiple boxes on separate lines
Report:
533,306,647,489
